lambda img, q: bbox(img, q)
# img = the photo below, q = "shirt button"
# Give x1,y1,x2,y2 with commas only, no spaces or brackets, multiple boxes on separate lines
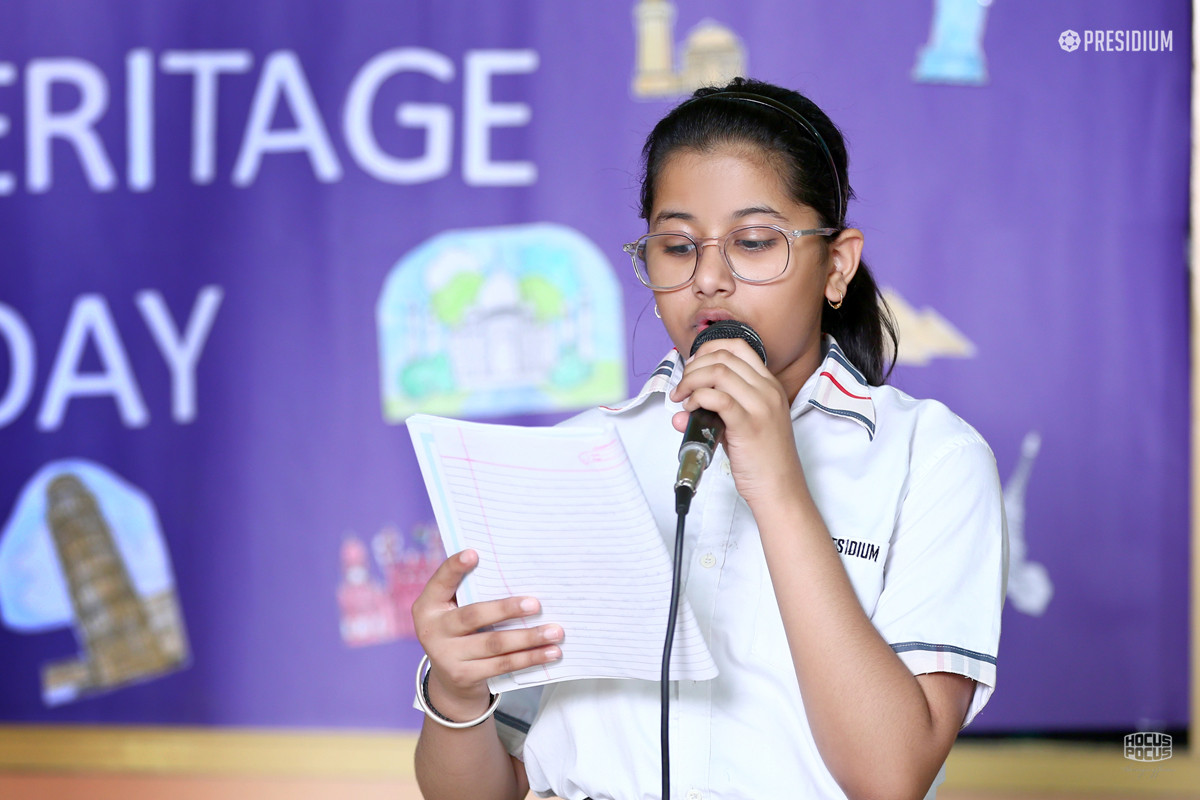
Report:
700,553,717,568
687,791,703,800
721,459,731,475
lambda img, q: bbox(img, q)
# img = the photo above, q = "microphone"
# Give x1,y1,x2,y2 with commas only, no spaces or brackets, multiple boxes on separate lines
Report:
674,320,767,513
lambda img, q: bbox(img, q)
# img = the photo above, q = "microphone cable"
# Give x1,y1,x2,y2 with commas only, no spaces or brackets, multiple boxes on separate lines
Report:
659,320,765,799
661,485,693,800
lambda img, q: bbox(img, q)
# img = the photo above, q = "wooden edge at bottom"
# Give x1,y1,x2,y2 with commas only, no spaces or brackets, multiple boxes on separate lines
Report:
945,741,1200,795
1,727,1198,794
0,725,418,779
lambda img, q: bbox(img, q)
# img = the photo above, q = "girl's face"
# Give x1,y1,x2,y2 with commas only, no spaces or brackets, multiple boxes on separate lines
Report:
648,146,862,403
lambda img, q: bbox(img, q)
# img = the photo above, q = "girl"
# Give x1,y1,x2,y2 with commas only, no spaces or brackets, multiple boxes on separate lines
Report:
411,77,1006,800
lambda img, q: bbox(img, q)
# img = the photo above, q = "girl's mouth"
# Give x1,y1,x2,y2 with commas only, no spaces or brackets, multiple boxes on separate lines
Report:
694,309,735,330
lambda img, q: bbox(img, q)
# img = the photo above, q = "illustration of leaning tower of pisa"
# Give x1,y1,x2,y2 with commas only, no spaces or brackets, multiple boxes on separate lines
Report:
42,475,181,697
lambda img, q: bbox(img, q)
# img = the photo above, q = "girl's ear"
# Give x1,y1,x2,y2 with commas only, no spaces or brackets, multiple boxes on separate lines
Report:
824,228,864,305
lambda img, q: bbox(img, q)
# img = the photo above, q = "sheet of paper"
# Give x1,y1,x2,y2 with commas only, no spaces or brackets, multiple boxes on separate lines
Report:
407,413,718,692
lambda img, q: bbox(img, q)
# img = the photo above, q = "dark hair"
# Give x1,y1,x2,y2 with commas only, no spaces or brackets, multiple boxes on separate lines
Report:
638,77,897,385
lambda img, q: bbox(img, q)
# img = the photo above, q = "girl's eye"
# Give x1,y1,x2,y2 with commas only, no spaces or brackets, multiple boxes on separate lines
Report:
734,237,777,253
654,236,695,257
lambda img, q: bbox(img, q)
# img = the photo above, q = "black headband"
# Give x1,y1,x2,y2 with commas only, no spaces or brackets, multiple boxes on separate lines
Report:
683,90,844,229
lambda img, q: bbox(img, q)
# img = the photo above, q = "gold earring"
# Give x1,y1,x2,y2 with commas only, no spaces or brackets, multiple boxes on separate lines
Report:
654,304,661,319
828,295,843,310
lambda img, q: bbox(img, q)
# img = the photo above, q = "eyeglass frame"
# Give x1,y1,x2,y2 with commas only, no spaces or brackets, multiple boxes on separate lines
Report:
622,224,839,290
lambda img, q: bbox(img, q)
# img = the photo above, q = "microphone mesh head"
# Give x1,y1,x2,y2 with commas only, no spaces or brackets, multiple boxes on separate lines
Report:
690,320,767,364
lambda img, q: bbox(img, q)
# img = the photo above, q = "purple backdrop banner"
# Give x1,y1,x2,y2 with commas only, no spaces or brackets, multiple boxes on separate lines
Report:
0,0,1189,733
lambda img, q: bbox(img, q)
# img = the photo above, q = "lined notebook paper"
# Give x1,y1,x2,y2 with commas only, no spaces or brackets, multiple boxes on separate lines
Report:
407,414,718,693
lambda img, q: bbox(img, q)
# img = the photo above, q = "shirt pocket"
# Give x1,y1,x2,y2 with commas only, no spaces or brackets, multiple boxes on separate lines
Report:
751,536,890,672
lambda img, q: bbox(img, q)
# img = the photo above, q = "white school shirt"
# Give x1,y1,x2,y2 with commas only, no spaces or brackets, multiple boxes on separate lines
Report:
490,336,1007,800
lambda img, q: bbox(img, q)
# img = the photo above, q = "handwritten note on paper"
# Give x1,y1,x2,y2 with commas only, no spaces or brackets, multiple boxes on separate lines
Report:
406,414,718,693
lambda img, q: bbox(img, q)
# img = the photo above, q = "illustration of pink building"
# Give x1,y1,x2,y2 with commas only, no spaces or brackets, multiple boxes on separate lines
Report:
337,524,443,647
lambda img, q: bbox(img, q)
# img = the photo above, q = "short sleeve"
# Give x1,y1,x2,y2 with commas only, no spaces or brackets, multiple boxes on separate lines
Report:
871,436,1007,728
492,686,544,760
411,685,544,759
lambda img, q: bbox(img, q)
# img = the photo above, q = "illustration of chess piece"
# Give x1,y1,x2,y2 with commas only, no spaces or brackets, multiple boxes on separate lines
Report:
41,474,177,698
912,0,992,85
1003,431,1053,616
632,0,680,97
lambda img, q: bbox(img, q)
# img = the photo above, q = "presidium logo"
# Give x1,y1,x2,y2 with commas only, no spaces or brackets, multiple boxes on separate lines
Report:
1059,28,1174,52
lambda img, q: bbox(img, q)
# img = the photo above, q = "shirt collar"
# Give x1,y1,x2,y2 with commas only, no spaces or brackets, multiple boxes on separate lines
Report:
600,349,682,414
801,335,876,440
601,335,876,441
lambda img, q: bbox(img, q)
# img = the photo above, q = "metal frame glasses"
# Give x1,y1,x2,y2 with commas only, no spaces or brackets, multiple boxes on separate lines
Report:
623,224,838,290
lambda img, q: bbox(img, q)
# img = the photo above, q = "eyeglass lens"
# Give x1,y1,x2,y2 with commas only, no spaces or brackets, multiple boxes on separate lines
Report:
634,227,789,288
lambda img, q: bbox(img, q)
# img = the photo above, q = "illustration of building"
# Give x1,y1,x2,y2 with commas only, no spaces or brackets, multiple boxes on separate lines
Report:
377,223,626,422
631,0,745,99
40,474,187,703
337,536,396,646
446,274,559,392
338,523,444,647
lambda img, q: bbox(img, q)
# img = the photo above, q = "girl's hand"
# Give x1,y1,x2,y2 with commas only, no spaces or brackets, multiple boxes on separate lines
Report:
412,548,563,718
669,337,805,508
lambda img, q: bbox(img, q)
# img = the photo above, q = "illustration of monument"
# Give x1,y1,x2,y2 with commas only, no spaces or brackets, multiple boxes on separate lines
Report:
338,523,444,647
0,460,189,705
912,0,993,85
631,0,746,99
1003,431,1053,616
378,223,626,422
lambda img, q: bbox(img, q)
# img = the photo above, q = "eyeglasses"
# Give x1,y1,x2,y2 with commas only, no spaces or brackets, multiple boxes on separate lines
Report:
623,225,838,290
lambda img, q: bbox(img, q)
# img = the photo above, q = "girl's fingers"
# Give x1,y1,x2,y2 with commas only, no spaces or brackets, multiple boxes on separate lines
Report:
673,365,760,417
672,351,778,406
456,645,563,685
446,595,543,636
461,624,564,661
689,337,773,378
679,386,747,425
417,549,477,607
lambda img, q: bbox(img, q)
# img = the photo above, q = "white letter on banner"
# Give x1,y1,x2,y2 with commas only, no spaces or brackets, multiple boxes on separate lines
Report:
343,48,454,184
232,50,343,186
26,58,118,193
0,62,16,196
0,303,36,428
463,50,538,186
161,50,254,185
136,286,223,424
126,49,154,191
38,295,149,430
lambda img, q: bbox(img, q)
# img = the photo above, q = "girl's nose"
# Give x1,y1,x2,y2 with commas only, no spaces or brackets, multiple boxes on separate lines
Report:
691,240,735,295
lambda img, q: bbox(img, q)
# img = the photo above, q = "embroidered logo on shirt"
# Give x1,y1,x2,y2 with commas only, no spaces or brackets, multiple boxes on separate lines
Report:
832,537,881,562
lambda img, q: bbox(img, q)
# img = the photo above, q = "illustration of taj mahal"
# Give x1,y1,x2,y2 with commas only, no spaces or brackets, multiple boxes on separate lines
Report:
631,0,746,99
377,223,626,423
